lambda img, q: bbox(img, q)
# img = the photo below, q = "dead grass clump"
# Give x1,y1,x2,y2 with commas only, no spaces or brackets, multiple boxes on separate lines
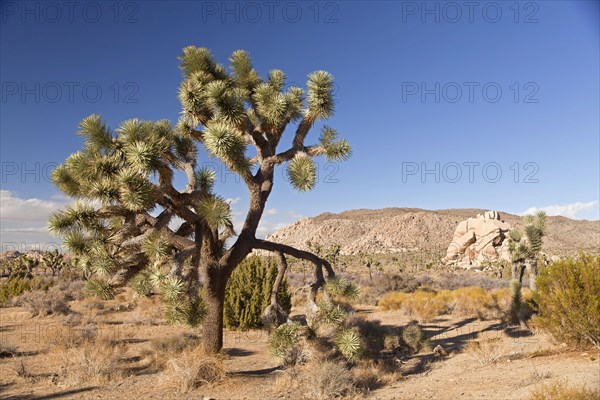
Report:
301,359,355,399
361,274,420,305
16,287,71,317
0,338,17,357
48,324,98,350
465,337,505,365
450,286,497,319
378,292,408,311
351,362,381,391
131,296,163,325
405,290,447,322
60,338,124,385
529,382,600,400
148,333,201,369
163,347,225,393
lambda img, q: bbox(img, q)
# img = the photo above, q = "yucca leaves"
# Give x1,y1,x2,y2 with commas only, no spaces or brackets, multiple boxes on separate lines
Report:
197,196,232,229
78,114,113,152
161,275,185,302
194,167,216,193
203,121,249,173
286,154,316,191
307,70,334,119
229,49,261,90
141,233,172,263
84,279,115,300
269,322,302,359
319,126,351,162
335,329,363,361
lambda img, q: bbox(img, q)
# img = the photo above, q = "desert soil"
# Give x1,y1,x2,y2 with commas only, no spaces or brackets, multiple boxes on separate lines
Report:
1,303,599,400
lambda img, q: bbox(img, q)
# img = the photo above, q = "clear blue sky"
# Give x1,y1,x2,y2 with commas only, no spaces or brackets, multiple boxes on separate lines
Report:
1,1,599,250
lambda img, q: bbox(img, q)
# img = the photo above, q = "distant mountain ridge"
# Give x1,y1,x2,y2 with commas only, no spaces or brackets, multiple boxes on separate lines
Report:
266,208,600,256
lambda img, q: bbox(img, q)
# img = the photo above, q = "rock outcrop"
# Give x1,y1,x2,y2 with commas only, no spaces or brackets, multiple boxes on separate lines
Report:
442,210,511,269
264,208,599,260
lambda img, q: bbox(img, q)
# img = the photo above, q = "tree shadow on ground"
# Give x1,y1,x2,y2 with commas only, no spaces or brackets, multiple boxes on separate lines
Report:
225,347,256,357
229,366,281,376
2,386,97,400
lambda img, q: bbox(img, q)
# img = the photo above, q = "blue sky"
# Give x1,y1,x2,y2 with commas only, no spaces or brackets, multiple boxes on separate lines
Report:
1,0,599,251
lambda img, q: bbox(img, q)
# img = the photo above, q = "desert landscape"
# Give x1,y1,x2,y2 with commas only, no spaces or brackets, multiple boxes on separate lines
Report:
1,2,599,399
1,208,599,399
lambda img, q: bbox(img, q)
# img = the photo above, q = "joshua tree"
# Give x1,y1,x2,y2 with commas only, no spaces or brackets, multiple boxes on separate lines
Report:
49,45,350,353
40,249,66,276
508,211,546,290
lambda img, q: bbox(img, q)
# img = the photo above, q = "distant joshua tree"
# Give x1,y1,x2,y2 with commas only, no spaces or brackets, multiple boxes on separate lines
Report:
508,211,547,290
49,46,351,353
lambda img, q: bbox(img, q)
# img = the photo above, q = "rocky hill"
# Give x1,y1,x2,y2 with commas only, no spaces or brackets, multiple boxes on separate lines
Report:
266,208,600,256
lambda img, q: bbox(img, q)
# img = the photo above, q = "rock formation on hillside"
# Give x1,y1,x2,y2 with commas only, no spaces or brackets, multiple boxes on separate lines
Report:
265,208,599,259
442,210,511,269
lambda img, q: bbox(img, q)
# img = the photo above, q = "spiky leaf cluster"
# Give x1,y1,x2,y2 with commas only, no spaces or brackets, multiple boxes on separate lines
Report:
335,328,363,361
325,278,360,301
269,321,302,359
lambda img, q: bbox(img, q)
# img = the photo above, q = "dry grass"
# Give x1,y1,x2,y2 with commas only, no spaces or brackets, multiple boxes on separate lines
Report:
378,286,515,321
301,359,355,399
16,287,71,317
47,324,98,350
529,382,600,400
59,337,125,385
465,337,506,365
0,338,17,357
162,346,225,393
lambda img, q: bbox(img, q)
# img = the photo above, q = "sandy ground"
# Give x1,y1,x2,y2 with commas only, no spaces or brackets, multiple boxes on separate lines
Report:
1,302,599,400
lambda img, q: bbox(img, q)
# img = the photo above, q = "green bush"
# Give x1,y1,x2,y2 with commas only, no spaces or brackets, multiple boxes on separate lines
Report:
224,256,291,330
0,276,52,306
534,255,600,349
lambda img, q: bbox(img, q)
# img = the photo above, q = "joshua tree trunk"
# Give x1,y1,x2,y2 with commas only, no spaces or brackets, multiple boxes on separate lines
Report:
202,263,228,353
528,258,538,291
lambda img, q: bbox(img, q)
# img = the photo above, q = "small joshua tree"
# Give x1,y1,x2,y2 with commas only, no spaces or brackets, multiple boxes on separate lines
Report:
49,45,350,353
508,211,546,290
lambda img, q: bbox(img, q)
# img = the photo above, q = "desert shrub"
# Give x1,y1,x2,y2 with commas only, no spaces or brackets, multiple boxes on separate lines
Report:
344,316,390,360
405,290,447,321
48,324,98,349
163,347,225,393
361,273,419,305
529,382,600,400
450,286,495,319
84,279,115,300
152,333,200,356
465,337,505,365
378,292,408,311
0,276,52,305
224,256,291,330
417,271,507,291
301,359,354,400
0,338,16,357
60,338,124,385
16,287,71,316
534,255,600,349
402,323,424,353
